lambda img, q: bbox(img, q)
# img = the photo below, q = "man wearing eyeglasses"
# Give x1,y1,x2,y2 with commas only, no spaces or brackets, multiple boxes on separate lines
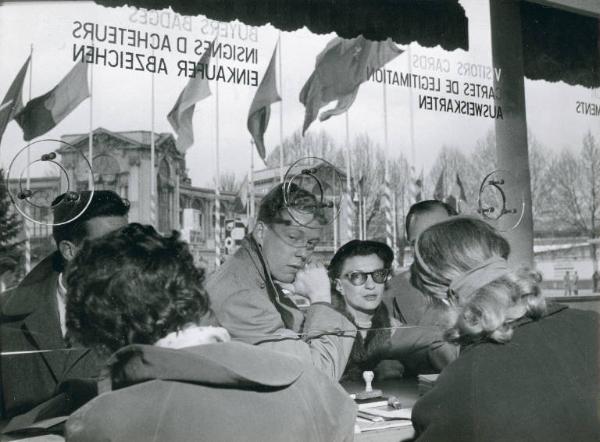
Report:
207,183,356,380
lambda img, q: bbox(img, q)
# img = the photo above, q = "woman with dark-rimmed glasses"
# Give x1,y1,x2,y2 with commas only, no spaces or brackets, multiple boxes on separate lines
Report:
329,240,455,381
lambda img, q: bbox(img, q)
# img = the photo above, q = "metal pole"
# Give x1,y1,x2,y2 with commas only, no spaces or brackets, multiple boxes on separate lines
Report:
150,52,156,228
278,33,284,182
214,59,221,268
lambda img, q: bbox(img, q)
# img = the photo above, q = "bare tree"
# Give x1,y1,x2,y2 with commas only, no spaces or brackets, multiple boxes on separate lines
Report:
266,129,339,169
216,171,240,193
547,132,600,270
469,129,553,228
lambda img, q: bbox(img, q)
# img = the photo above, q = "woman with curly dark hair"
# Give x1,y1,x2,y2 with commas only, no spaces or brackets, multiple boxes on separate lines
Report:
410,217,600,442
64,223,356,442
66,223,219,354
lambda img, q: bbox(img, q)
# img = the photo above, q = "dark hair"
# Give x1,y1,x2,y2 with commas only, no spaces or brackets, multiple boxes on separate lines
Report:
328,240,394,280
405,199,457,237
52,190,130,246
66,223,210,355
257,183,326,226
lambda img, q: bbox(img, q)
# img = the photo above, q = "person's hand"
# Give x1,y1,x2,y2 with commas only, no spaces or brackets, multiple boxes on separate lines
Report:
155,325,231,349
292,262,332,304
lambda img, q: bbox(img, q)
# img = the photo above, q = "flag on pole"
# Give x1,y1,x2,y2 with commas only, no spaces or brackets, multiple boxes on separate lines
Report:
299,36,402,134
247,44,281,161
456,172,467,202
0,56,30,145
16,61,89,141
168,47,212,152
433,169,445,201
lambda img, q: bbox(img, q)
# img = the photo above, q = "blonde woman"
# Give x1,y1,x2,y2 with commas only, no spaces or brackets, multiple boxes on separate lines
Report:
410,217,600,442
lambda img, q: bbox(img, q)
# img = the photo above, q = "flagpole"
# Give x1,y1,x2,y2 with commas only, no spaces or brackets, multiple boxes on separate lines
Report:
407,45,416,171
150,51,156,228
249,139,255,229
331,166,337,250
382,81,395,264
24,44,33,274
344,111,354,244
278,33,284,182
214,60,222,268
88,40,94,190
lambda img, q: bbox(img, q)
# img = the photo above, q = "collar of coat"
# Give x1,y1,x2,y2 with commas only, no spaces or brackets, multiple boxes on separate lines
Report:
107,342,305,391
1,253,59,317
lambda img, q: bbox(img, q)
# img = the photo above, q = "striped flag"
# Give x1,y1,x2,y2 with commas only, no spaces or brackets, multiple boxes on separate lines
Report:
168,46,213,152
247,44,281,161
0,56,30,145
16,61,88,141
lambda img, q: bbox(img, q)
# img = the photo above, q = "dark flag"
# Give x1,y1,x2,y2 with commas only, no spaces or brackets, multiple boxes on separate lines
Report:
0,56,30,145
247,44,280,160
16,61,89,141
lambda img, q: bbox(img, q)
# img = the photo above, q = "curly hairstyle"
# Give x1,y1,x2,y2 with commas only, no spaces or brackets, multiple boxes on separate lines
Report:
66,223,210,355
411,216,546,345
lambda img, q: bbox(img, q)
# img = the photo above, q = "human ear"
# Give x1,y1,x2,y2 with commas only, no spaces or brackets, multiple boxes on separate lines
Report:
253,222,266,247
58,240,79,262
335,278,343,294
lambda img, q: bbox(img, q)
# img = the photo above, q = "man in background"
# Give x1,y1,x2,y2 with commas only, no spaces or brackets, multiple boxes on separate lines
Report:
385,200,457,325
207,183,356,380
0,190,129,418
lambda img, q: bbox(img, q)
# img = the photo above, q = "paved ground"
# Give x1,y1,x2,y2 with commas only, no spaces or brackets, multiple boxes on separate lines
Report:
543,288,596,297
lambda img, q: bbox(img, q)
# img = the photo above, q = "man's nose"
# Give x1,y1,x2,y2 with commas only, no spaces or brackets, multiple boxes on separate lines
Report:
295,246,311,260
365,274,376,289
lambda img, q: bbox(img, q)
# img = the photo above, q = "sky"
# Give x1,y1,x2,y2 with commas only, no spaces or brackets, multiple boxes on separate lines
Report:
0,0,598,189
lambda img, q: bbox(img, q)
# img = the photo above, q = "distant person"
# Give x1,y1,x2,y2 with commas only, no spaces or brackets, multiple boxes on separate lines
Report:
573,270,579,295
385,200,457,326
593,270,600,292
207,183,356,380
0,190,129,418
329,240,452,380
65,224,356,442
411,217,600,442
564,271,572,296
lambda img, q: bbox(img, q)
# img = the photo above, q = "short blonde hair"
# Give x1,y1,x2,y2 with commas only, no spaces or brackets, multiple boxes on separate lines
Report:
412,217,546,344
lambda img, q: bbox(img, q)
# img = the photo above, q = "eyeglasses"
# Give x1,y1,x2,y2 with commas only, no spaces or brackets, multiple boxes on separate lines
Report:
267,224,320,251
343,269,391,286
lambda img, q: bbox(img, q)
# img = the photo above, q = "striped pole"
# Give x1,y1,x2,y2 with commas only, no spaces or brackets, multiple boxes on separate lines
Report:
214,59,221,267
344,112,354,243
392,191,400,271
150,57,157,227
